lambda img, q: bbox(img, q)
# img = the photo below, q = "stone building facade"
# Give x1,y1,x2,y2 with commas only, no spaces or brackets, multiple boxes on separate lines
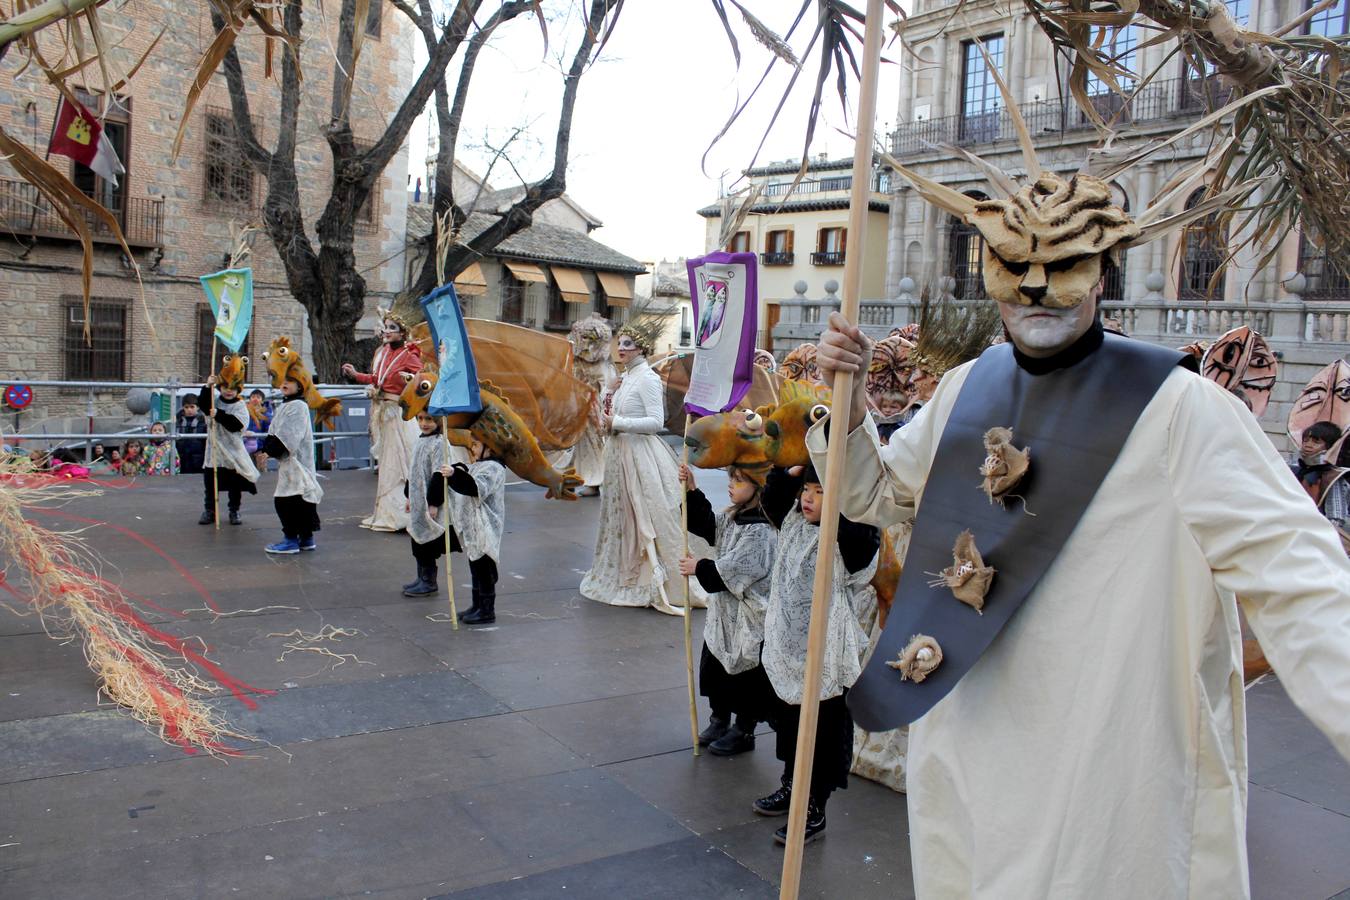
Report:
0,1,413,423
779,0,1350,449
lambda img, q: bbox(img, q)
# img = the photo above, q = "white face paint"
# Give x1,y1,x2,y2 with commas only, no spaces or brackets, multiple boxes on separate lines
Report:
998,294,1098,358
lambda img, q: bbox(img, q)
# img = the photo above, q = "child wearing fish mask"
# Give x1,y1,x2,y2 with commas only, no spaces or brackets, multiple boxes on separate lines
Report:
678,462,777,757
751,463,879,846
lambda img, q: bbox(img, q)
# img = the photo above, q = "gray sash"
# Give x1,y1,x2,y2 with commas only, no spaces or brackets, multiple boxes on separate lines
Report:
847,334,1192,731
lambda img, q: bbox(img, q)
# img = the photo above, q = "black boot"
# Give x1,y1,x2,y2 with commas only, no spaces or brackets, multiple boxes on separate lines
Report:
709,721,755,756
774,797,826,846
463,584,495,624
458,583,481,621
229,508,242,526
753,777,792,817
402,565,425,592
198,509,214,525
698,715,730,747
403,563,437,597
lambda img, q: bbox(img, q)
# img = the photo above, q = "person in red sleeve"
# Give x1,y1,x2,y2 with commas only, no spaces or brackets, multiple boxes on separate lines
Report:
342,309,423,531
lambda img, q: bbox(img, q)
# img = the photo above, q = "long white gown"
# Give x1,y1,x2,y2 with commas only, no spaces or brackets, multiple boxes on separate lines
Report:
580,357,695,616
808,364,1350,899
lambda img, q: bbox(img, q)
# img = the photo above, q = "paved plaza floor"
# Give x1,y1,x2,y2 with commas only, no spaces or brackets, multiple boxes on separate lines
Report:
2,469,1348,899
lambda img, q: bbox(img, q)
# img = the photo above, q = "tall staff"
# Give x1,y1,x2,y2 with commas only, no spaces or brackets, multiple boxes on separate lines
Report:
778,0,884,894
209,336,220,529
443,418,460,631
680,412,700,757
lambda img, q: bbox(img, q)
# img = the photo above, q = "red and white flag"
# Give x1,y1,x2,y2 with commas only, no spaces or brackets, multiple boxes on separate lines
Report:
48,97,124,187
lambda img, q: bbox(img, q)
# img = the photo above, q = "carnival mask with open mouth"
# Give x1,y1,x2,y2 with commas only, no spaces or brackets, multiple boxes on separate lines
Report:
1289,359,1350,452
1201,326,1279,416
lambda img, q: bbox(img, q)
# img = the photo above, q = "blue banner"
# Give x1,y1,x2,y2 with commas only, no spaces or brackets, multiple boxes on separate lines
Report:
420,283,482,416
199,268,254,353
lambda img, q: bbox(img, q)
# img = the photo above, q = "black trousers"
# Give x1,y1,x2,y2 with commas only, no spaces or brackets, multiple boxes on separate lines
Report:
274,495,320,540
203,468,255,512
699,644,769,726
411,529,497,596
766,690,854,804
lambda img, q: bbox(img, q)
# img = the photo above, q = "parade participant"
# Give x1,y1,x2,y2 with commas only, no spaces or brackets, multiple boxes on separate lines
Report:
864,335,915,443
753,348,778,372
1201,325,1279,416
778,342,823,384
580,323,688,616
434,437,507,624
812,138,1350,894
1291,420,1350,535
341,309,423,531
1289,359,1350,466
198,355,260,526
567,314,617,497
677,461,776,757
174,397,207,474
402,411,451,598
753,464,878,845
257,368,322,555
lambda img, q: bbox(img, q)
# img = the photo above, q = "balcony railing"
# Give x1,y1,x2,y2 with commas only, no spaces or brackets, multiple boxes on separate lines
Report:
761,251,794,266
0,178,163,248
811,251,845,266
890,76,1237,157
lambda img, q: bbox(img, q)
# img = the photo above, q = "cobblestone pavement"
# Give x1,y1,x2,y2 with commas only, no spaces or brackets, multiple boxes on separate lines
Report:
2,471,1347,898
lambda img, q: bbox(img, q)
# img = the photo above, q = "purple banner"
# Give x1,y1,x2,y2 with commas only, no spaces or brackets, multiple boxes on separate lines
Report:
684,252,758,416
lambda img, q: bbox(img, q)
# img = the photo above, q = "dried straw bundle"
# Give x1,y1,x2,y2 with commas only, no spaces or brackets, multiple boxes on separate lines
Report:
0,459,267,754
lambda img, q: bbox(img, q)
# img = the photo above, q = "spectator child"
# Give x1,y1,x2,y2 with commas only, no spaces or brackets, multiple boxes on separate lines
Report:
142,422,179,476
175,397,208,474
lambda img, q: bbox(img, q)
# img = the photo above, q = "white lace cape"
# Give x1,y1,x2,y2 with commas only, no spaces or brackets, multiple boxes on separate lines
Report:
703,513,776,674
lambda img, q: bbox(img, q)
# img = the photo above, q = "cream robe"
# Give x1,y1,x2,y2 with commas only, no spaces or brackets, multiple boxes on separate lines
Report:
808,364,1350,899
268,398,322,505
204,395,260,482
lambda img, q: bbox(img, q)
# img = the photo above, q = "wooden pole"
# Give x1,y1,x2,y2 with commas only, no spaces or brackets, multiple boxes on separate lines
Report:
681,412,700,757
778,1,884,895
209,337,220,530
442,418,459,631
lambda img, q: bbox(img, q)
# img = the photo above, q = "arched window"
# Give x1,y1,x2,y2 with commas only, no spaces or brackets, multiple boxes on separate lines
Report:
1178,189,1225,301
1101,185,1129,302
947,191,989,301
1299,228,1350,301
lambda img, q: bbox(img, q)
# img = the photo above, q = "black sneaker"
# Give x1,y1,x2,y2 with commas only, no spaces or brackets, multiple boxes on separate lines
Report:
698,716,730,747
773,805,826,846
708,724,755,756
198,510,214,525
229,510,242,526
753,779,792,817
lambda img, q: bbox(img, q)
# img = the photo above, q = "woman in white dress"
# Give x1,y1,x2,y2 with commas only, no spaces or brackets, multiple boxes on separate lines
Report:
579,327,688,616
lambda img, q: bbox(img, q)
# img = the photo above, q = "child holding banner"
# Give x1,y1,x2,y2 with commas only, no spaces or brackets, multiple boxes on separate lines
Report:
199,363,259,525
677,461,776,756
754,464,879,845
402,411,451,597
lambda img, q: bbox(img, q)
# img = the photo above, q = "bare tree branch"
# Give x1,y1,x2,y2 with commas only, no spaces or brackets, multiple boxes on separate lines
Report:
212,8,275,169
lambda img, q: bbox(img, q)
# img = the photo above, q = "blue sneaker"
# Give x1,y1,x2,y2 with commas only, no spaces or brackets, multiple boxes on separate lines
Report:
265,537,301,555
299,537,317,552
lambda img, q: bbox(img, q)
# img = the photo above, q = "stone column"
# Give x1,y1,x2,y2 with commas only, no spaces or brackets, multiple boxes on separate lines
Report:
887,187,909,297
935,34,951,117
1127,165,1155,301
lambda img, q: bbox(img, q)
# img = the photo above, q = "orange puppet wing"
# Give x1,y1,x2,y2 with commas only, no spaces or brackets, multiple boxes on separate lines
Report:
650,351,785,433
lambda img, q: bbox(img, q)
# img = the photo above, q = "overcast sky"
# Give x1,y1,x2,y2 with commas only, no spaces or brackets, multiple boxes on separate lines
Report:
408,2,901,265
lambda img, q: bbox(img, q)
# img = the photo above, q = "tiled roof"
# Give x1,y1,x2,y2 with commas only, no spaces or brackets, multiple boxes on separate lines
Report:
697,198,890,217
744,153,878,177
404,205,646,274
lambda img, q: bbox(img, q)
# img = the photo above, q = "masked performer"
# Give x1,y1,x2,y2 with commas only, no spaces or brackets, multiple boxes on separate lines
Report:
257,363,323,554
866,335,916,443
779,342,824,385
813,141,1350,896
567,315,617,496
342,310,423,531
580,324,688,615
199,355,260,525
1201,325,1279,416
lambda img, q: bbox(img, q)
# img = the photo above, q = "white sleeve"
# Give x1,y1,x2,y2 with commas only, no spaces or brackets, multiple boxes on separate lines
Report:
805,369,957,530
612,369,665,434
1168,376,1350,763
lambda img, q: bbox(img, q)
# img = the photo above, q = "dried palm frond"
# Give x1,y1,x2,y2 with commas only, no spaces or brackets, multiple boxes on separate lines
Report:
910,297,1002,380
718,181,764,249
0,457,269,754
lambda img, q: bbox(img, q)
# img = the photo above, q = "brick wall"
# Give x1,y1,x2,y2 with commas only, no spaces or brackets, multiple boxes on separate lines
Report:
0,0,415,404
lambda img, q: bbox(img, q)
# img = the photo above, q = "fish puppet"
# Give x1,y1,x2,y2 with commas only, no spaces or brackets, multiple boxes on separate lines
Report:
262,337,343,430
399,369,583,501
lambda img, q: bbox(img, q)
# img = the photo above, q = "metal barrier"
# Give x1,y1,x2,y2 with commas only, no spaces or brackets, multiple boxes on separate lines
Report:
0,377,376,470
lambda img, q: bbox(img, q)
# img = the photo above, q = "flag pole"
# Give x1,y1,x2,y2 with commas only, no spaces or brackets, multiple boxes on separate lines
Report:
681,412,700,758
442,418,459,631
778,1,884,895
209,337,220,530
